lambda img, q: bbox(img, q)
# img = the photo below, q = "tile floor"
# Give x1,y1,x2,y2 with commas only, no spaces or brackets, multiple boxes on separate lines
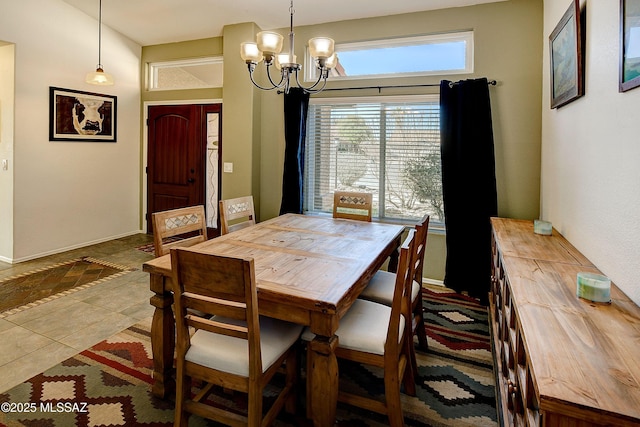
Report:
0,234,156,394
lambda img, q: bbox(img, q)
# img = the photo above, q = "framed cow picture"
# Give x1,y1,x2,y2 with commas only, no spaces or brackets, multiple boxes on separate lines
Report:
49,87,117,142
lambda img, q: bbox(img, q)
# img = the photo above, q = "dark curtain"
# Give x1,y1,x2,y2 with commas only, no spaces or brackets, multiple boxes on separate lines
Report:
440,78,497,304
279,87,310,215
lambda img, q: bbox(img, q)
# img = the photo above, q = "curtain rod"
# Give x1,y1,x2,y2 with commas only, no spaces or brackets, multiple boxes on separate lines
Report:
307,79,497,94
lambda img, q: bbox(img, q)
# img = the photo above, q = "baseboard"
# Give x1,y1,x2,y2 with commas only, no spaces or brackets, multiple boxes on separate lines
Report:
8,230,144,264
423,277,445,287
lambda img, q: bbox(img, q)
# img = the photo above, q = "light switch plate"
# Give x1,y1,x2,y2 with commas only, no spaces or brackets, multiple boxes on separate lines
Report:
1,159,7,171
223,162,233,173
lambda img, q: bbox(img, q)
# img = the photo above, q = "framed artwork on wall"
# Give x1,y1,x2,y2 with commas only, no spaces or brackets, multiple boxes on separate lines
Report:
49,87,117,142
620,0,640,92
549,0,584,108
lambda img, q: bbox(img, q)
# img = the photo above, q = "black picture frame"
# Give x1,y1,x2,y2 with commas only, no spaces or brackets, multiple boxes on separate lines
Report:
549,0,584,109
49,87,117,142
620,0,640,92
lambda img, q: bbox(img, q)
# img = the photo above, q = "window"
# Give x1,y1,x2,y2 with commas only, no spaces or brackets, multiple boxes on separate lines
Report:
304,95,444,223
148,57,223,91
306,31,473,82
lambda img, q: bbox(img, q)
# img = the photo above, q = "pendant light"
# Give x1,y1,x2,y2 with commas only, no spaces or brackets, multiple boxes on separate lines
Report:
86,0,114,85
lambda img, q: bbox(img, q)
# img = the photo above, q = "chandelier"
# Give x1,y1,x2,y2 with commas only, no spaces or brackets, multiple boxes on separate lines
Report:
240,1,337,94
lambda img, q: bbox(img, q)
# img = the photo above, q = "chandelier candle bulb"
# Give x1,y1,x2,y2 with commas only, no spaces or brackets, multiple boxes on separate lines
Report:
576,272,611,303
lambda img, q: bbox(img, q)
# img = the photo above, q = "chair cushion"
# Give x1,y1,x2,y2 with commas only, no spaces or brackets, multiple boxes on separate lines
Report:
358,270,420,306
185,316,303,377
301,299,405,355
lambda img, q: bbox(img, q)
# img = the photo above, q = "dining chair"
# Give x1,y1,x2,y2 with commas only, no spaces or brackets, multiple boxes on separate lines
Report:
332,191,373,222
219,195,256,234
358,214,430,378
151,205,208,257
302,229,417,427
170,247,303,427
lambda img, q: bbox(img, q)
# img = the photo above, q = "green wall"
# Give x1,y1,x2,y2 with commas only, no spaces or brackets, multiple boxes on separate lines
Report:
140,0,543,282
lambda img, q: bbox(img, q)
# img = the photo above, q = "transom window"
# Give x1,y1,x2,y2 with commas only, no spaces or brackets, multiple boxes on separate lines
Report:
148,57,223,91
306,31,473,81
304,95,444,223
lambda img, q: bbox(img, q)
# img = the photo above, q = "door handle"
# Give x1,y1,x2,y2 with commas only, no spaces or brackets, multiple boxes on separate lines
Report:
187,178,195,183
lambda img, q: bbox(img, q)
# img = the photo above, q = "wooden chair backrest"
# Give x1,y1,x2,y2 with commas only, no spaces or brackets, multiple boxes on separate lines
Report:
386,228,416,360
152,205,207,257
219,196,256,235
412,214,430,286
170,248,262,376
332,191,373,222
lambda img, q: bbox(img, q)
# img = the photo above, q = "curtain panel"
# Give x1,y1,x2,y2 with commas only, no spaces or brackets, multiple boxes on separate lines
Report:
280,88,310,215
439,78,497,304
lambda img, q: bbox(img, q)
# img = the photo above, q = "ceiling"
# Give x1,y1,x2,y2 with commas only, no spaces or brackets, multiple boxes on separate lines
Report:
62,0,508,46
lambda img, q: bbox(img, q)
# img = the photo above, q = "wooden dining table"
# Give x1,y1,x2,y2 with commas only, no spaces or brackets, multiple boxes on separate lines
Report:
143,213,405,427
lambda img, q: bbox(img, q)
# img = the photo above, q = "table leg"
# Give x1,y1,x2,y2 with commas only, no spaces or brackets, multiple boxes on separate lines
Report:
307,335,338,427
149,273,175,399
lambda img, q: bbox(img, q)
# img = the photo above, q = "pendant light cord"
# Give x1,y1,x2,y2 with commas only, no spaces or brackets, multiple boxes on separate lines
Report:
97,0,103,68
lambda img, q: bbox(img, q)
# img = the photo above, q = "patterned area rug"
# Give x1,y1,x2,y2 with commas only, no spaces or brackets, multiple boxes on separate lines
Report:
0,257,135,318
134,243,158,255
135,237,183,255
0,286,496,426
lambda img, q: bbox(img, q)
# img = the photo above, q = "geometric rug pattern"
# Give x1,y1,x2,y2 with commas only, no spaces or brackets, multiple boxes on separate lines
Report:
0,324,177,427
422,286,493,369
0,286,497,427
0,257,135,318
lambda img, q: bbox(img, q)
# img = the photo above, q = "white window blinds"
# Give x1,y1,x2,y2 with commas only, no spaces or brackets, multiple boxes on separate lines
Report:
304,95,444,223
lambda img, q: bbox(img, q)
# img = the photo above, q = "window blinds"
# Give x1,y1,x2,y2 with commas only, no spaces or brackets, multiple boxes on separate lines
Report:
304,95,443,222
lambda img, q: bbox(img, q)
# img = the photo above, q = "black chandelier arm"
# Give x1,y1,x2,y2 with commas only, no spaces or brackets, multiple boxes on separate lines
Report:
247,64,282,91
306,76,328,94
266,63,289,89
293,68,328,94
248,64,330,94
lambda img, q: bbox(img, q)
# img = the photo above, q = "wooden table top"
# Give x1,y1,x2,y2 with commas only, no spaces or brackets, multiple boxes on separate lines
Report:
491,217,594,266
143,213,405,316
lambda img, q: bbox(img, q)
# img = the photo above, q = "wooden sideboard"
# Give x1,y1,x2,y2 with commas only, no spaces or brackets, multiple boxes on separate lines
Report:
489,218,640,426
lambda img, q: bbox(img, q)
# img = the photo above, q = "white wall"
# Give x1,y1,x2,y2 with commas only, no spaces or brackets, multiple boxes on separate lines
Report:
541,1,640,305
0,0,142,262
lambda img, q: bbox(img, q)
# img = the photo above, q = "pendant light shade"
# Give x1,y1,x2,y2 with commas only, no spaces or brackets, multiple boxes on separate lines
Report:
240,42,263,63
87,0,114,85
308,37,334,59
86,67,114,85
256,31,284,56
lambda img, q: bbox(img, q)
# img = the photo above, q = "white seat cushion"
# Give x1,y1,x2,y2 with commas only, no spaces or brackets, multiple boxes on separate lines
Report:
301,299,405,355
185,316,303,377
359,270,420,306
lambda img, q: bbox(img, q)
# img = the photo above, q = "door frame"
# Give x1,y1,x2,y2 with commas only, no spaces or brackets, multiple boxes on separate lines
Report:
142,98,222,233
